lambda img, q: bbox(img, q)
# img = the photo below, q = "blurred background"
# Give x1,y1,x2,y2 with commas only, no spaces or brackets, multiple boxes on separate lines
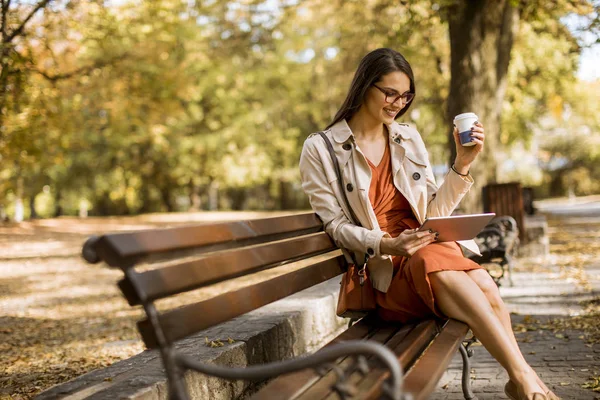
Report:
0,0,598,221
2,2,600,399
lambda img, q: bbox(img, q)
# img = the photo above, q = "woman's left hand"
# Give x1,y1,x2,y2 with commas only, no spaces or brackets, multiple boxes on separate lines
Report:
453,122,485,171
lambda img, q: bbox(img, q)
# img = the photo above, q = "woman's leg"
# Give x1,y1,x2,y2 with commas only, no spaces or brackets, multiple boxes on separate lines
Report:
466,269,555,397
428,270,545,398
466,269,521,354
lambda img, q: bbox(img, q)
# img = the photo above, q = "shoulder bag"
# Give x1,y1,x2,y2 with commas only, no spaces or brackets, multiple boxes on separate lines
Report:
316,132,376,319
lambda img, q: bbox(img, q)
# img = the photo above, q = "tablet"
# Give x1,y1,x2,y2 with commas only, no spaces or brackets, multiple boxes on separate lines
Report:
417,213,496,242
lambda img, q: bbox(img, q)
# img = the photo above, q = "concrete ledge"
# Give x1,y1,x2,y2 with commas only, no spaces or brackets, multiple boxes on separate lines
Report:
37,278,346,400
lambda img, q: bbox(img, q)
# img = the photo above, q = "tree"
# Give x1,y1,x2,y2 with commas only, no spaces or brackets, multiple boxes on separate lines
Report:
444,0,594,212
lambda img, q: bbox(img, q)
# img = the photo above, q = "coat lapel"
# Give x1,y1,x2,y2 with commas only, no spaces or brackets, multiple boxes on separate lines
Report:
388,124,421,219
329,120,376,230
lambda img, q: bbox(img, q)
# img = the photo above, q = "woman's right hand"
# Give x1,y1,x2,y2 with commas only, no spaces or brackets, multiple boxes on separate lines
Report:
379,229,438,257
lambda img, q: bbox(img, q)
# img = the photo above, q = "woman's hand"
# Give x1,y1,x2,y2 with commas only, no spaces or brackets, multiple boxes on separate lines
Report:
453,121,485,173
379,229,437,257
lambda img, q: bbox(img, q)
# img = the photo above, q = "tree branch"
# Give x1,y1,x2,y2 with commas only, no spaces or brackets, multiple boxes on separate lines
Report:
5,0,51,44
29,54,127,82
1,0,10,41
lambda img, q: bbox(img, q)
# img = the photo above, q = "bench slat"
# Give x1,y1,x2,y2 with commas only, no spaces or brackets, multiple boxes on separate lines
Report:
138,256,345,348
319,320,437,400
304,325,403,400
401,319,469,400
94,212,322,268
249,315,377,400
119,232,337,305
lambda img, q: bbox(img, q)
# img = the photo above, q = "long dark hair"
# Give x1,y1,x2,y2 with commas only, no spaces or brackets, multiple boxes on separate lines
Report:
326,48,415,129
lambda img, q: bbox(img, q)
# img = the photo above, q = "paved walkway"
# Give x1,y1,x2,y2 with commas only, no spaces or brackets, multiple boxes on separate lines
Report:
433,202,600,399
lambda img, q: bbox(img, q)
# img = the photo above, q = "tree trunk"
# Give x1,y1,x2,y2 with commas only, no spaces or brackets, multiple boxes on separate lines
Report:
0,45,11,136
29,195,38,219
53,187,63,217
446,0,518,212
188,181,201,211
160,186,174,212
229,188,246,211
279,179,291,210
549,170,565,197
14,168,24,222
207,180,219,211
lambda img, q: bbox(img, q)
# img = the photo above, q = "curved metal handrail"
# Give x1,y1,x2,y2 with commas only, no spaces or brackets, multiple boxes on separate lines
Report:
177,340,404,400
82,235,101,264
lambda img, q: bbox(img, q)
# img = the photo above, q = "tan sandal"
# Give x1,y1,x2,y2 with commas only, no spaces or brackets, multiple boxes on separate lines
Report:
505,380,548,400
506,379,559,400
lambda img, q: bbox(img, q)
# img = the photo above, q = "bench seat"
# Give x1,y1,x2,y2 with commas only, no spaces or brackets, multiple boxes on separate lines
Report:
254,317,471,400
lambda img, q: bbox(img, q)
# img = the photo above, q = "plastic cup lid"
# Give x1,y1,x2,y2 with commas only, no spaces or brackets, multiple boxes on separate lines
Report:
454,112,478,121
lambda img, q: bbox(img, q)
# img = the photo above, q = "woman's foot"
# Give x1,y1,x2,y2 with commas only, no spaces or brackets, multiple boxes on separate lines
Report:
506,378,559,400
505,379,548,400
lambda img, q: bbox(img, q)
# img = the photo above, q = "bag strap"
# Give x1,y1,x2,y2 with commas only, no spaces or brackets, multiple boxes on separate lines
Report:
316,131,362,227
317,131,369,275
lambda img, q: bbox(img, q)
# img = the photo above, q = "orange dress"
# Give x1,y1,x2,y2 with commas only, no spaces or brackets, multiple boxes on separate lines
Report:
367,141,482,323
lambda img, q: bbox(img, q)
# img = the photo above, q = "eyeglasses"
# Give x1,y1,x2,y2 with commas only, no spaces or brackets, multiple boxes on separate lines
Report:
373,84,415,104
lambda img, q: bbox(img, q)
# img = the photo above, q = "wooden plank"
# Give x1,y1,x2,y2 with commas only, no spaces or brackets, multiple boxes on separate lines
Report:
249,316,377,400
401,319,469,400
138,256,345,348
119,232,337,305
93,212,322,268
315,325,402,400
351,320,439,400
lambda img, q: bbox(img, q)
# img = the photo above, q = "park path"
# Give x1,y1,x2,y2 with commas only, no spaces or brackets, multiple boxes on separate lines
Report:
1,200,599,399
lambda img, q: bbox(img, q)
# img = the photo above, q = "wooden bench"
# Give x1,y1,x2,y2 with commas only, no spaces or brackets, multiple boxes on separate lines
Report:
468,216,519,287
82,212,477,400
482,182,526,241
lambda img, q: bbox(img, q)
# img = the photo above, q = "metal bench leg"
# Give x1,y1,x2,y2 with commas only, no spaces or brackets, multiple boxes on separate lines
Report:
506,255,515,287
459,344,476,400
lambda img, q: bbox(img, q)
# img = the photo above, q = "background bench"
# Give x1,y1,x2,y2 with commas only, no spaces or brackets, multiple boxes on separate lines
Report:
82,212,478,399
468,216,519,286
475,182,528,286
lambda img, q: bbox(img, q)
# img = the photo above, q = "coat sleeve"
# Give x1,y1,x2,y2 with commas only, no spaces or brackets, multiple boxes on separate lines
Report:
299,137,389,258
426,169,474,217
415,133,473,217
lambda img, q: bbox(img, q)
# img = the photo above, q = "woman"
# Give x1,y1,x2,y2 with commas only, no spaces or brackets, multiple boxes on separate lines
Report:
299,48,556,400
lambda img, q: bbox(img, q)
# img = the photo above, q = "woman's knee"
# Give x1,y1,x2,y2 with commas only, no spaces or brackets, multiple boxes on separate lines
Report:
469,270,503,307
429,270,466,290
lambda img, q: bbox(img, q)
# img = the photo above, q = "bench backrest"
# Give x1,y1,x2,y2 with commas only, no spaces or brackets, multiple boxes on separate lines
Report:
482,182,525,240
83,212,345,349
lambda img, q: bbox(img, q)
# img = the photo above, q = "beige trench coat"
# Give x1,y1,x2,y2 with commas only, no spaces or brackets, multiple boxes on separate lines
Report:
299,119,481,293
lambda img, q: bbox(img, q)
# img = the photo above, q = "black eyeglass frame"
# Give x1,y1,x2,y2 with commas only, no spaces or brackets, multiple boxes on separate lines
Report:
372,84,415,104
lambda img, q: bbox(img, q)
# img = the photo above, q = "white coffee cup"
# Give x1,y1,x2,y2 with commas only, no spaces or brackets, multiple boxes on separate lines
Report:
453,112,478,147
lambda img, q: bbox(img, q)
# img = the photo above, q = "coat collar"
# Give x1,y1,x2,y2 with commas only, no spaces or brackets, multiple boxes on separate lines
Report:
388,122,412,142
331,119,354,143
330,119,412,144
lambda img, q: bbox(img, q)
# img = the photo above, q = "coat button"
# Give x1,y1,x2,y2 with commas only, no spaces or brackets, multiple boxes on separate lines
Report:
342,143,352,150
346,183,354,192
367,247,374,256
412,172,421,180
